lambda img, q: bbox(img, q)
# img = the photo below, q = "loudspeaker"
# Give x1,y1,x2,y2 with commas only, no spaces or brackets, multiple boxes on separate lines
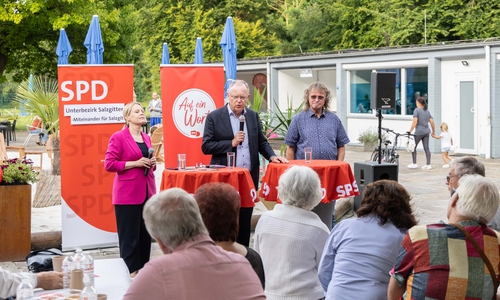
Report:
370,72,396,110
353,162,399,210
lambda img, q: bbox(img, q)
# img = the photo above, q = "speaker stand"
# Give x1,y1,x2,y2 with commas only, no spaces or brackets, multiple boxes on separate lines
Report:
377,108,383,164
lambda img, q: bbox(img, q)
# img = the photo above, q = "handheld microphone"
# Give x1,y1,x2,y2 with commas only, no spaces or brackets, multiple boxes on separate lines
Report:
144,148,154,176
239,114,245,145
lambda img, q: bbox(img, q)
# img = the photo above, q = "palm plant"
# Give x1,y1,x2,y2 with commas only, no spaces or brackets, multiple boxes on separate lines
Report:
15,75,60,175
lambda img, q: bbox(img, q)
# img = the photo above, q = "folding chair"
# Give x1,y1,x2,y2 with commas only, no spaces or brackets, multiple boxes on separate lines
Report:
151,125,164,163
23,124,39,146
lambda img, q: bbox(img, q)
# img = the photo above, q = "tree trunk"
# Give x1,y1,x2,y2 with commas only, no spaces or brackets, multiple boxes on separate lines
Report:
51,137,60,176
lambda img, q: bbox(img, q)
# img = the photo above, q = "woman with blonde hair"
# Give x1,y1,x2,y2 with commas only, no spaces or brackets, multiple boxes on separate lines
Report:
105,102,157,277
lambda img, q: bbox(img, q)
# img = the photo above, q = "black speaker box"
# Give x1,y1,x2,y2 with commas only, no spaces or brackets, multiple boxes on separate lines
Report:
370,72,396,110
353,162,399,210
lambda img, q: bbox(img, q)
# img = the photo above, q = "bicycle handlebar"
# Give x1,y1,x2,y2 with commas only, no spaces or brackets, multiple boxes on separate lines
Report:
380,127,415,137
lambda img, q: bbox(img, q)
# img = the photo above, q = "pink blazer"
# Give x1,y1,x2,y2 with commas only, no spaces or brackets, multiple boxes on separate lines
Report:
104,128,156,205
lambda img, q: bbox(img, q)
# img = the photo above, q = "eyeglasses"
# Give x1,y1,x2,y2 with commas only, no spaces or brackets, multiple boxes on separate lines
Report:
446,174,458,183
229,95,248,101
310,95,325,100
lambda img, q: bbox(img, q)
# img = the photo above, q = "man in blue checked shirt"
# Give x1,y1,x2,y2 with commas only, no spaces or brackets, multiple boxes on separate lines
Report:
284,82,350,229
285,82,350,162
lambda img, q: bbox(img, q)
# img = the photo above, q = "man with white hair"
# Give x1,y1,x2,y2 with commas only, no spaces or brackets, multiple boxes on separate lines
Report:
123,188,265,300
446,156,500,230
388,175,500,299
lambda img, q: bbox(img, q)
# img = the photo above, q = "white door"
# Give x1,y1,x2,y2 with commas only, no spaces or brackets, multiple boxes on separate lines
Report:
455,75,478,155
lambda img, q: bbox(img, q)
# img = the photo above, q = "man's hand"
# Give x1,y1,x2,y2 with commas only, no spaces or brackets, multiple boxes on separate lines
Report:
270,155,288,163
36,271,63,290
232,131,245,147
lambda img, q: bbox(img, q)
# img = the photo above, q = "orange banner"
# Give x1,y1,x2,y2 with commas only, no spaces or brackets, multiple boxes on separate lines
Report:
58,65,134,233
160,65,224,168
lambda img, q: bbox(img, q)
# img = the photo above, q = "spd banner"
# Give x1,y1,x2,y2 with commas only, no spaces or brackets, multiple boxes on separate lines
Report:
58,65,134,250
160,65,224,168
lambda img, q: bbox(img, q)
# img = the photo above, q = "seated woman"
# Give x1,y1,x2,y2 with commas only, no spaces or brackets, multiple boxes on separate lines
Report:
318,180,417,300
388,175,500,300
254,165,329,300
29,116,48,146
194,182,265,288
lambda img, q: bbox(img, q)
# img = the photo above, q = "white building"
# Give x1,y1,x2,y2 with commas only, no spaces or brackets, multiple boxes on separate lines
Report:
236,40,500,158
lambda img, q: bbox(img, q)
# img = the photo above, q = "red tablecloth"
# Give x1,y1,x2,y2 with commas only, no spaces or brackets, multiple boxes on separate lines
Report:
259,160,359,203
160,167,258,207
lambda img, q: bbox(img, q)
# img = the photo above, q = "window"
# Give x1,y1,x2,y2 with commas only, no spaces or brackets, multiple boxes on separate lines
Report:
349,67,428,116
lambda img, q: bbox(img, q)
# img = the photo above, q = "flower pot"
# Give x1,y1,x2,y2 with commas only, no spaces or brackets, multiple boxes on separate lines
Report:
363,142,376,152
0,184,31,262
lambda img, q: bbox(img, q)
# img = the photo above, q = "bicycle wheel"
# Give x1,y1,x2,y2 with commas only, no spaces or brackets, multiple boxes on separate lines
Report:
370,149,379,161
389,156,399,165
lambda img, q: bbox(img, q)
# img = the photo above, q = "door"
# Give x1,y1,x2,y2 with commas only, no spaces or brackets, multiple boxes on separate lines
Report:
456,76,478,154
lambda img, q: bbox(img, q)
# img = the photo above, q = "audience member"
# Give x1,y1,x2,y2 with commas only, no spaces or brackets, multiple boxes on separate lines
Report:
318,180,417,300
254,165,328,300
148,92,162,127
446,156,500,230
202,79,287,246
388,175,500,299
104,102,156,277
0,268,62,299
194,182,265,288
124,188,265,300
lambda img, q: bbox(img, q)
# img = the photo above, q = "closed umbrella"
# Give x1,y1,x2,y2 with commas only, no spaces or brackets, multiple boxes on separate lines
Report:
84,15,104,64
56,29,72,65
194,37,204,64
161,43,170,64
220,17,237,100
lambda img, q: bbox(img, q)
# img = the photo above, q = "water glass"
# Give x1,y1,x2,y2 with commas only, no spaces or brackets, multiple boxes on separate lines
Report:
178,154,186,171
304,147,312,163
227,152,235,169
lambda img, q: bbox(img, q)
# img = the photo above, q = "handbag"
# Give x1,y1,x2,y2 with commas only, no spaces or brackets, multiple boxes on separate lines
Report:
25,248,63,273
452,223,498,300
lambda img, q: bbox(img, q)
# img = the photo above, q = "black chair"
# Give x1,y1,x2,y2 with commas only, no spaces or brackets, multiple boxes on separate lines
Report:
10,119,17,141
0,121,11,146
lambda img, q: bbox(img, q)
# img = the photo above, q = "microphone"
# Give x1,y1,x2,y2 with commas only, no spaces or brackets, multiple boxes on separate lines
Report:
239,114,245,145
144,148,154,176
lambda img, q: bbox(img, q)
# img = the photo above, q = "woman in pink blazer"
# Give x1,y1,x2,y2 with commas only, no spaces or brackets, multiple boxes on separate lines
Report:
105,102,157,277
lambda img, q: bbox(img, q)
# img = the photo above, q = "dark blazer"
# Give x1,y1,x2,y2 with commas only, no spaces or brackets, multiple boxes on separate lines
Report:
202,104,276,188
104,128,156,205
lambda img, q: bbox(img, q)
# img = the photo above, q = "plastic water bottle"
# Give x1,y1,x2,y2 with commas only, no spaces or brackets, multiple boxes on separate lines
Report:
16,278,34,299
62,253,75,289
81,251,94,288
80,274,97,300
73,248,84,269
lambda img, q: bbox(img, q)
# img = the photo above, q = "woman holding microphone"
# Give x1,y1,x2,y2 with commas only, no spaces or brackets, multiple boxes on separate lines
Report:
105,102,157,278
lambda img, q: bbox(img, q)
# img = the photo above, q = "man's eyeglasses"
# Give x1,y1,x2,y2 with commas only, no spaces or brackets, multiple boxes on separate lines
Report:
229,95,248,101
310,95,325,100
446,174,458,183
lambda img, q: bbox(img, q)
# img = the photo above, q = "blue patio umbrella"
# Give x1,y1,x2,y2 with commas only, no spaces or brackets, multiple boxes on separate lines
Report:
161,43,170,64
194,37,204,64
84,15,104,64
220,17,237,100
56,28,72,65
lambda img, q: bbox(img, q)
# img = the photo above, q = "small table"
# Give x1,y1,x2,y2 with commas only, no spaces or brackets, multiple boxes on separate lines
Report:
34,258,131,299
260,160,359,229
160,167,258,208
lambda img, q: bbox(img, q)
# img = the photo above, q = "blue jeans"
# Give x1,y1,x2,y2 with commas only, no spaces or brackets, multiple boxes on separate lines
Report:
30,129,48,142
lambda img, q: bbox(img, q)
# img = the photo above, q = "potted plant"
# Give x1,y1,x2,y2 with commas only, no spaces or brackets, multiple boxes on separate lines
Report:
0,157,39,262
358,128,379,152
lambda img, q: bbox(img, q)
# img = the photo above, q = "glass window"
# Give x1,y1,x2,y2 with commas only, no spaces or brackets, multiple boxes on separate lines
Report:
349,70,372,114
406,67,428,115
349,67,427,116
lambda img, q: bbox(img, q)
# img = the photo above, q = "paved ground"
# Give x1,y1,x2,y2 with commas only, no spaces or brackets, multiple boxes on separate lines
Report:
3,129,500,274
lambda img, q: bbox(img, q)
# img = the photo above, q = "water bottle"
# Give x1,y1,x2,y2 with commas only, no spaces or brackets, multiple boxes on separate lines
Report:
16,278,34,300
73,248,84,269
62,253,75,289
80,274,97,300
81,251,95,288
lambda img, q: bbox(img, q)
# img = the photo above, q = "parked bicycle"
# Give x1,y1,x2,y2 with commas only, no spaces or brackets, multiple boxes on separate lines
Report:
370,127,415,164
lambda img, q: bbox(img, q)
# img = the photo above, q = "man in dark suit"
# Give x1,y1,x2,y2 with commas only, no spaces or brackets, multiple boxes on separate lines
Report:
202,79,288,246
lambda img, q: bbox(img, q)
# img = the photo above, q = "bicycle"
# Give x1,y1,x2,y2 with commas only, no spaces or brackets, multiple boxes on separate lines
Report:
370,127,415,164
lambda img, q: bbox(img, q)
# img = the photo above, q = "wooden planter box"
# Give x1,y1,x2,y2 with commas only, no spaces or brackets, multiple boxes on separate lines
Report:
0,184,31,262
